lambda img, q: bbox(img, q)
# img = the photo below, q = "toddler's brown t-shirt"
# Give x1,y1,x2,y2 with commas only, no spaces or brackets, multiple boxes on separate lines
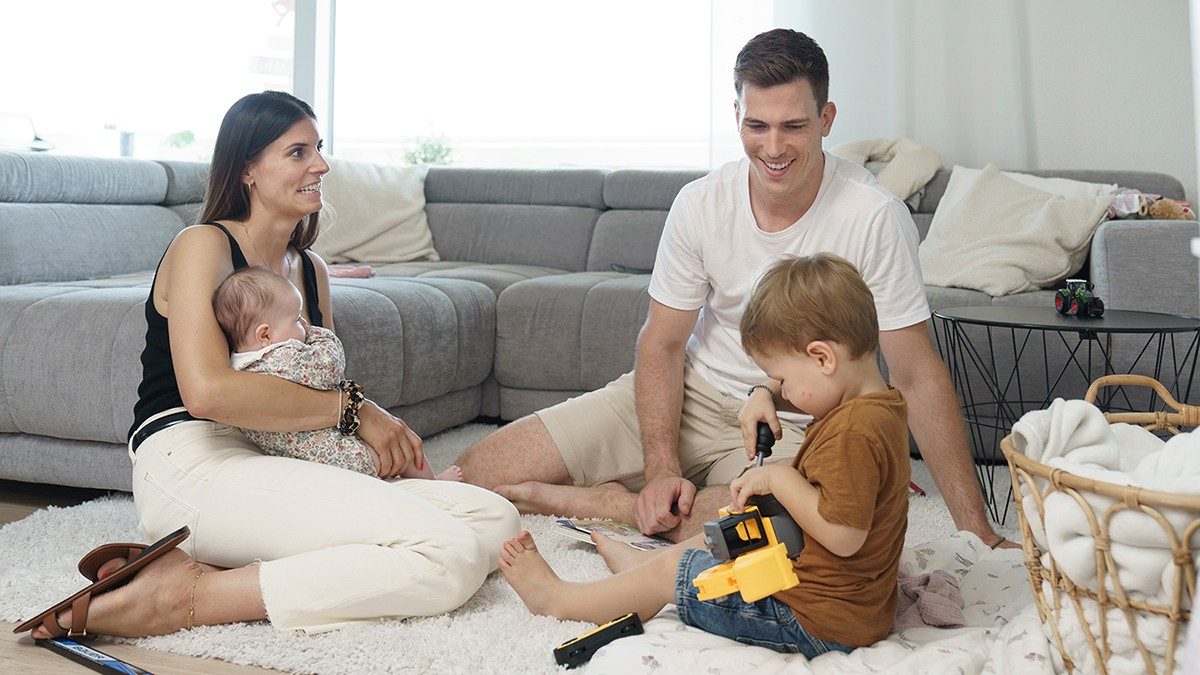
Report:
774,387,909,647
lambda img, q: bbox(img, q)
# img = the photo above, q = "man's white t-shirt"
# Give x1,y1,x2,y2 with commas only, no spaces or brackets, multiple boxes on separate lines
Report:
648,153,930,425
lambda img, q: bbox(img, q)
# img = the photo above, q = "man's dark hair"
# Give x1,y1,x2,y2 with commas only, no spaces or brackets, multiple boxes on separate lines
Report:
734,29,829,109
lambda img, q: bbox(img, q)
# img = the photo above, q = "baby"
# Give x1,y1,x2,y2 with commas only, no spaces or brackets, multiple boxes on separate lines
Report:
213,266,461,481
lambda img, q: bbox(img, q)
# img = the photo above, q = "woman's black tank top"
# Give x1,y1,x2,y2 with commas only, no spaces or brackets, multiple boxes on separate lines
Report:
129,223,325,438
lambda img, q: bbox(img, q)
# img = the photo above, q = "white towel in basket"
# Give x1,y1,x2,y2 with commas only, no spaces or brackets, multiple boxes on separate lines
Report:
1011,399,1200,675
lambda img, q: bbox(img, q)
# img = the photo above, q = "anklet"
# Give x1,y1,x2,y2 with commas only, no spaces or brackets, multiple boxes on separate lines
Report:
186,570,205,630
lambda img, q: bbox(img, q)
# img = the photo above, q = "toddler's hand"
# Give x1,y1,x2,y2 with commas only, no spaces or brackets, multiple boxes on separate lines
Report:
729,465,776,511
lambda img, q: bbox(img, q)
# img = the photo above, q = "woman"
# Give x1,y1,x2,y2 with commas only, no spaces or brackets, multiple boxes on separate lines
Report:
19,91,519,638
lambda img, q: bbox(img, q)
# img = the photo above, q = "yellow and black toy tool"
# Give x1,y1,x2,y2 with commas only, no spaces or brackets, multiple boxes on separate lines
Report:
553,612,644,669
692,422,804,603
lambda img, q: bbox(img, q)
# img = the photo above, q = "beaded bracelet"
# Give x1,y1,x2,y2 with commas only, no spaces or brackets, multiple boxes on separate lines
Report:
337,379,366,435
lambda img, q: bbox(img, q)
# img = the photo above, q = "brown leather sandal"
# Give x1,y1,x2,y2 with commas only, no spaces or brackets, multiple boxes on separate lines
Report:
78,543,146,582
13,526,190,638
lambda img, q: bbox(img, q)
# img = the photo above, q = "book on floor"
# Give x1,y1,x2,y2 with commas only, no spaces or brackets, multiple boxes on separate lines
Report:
554,518,673,551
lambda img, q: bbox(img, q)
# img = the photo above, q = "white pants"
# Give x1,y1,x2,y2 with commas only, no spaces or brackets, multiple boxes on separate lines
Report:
129,408,521,633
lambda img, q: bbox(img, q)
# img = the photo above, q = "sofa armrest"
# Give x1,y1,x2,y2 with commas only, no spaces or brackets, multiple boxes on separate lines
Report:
1089,219,1199,316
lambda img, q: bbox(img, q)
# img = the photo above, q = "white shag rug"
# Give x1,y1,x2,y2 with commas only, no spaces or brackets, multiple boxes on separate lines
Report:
0,424,1025,674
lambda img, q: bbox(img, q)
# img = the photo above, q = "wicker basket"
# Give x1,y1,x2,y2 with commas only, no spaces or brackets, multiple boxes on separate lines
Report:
1003,374,1200,674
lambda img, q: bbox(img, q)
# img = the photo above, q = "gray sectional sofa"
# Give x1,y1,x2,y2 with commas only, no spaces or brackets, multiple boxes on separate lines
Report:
1,150,1195,491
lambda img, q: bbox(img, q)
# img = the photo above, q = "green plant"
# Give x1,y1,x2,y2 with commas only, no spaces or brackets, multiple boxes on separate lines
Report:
404,135,453,166
165,130,195,149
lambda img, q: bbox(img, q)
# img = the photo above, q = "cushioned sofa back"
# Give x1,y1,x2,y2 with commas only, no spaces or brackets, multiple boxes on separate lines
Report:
0,152,184,284
913,169,1186,239
424,167,606,272
590,169,708,272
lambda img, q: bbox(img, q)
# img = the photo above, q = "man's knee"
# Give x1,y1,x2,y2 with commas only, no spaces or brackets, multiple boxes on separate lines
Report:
456,415,569,489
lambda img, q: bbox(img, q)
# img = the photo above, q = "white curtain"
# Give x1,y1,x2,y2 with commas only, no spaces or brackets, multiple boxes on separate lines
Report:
774,0,1034,169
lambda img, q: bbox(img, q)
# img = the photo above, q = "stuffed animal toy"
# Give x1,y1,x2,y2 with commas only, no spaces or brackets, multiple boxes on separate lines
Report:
1148,197,1193,220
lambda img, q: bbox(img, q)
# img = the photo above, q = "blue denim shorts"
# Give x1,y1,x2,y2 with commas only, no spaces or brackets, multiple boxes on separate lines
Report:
674,548,854,658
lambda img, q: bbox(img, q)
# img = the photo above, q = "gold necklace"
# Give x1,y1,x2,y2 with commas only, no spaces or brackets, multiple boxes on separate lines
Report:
237,222,292,278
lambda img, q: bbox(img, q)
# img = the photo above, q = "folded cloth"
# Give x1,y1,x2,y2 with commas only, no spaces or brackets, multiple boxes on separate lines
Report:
894,570,965,631
327,263,375,278
1010,398,1125,467
829,137,941,203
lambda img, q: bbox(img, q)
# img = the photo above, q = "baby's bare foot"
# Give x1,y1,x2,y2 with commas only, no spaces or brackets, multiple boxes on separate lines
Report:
499,531,563,617
436,465,464,482
591,532,655,574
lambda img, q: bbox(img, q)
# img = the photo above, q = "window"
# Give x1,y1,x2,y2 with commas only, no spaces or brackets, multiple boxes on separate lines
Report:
331,1,771,168
0,1,293,159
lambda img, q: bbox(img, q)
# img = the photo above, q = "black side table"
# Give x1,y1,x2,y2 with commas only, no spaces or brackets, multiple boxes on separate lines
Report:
932,306,1200,522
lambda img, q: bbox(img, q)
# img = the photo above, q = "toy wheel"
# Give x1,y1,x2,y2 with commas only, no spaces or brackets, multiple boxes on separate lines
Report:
1088,297,1105,317
1069,297,1082,316
1054,289,1071,314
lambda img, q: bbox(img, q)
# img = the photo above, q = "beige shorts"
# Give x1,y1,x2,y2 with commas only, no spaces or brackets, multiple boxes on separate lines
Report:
537,361,805,491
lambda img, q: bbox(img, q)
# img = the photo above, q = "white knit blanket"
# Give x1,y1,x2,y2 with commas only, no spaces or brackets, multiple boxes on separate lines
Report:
829,137,941,203
1011,399,1200,673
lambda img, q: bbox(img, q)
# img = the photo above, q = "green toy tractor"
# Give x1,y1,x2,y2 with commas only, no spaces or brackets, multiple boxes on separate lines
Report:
1054,279,1105,318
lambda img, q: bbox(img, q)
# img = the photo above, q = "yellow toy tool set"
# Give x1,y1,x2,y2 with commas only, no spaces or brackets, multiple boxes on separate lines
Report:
693,423,804,602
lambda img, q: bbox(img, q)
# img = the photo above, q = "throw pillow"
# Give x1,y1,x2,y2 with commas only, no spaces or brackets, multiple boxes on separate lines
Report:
918,165,1114,296
313,158,439,263
937,165,1115,217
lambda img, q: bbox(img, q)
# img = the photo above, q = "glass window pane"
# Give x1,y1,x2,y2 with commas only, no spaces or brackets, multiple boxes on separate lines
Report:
333,1,770,168
0,1,294,160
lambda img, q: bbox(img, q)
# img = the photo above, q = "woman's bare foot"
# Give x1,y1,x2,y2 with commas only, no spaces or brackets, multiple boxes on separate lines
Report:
591,533,656,574
436,465,464,482
30,549,204,639
499,531,566,617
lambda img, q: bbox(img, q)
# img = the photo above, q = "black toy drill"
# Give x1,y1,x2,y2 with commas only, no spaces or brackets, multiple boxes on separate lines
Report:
692,422,804,602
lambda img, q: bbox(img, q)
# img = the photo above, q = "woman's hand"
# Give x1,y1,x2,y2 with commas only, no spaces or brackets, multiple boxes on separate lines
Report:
356,400,424,478
728,465,783,511
738,386,781,461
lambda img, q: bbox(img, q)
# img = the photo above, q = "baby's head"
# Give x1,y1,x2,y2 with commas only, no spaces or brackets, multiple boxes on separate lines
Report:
213,267,307,352
740,253,880,419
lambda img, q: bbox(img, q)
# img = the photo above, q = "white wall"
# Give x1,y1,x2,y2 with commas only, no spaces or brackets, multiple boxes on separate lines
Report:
774,0,1197,201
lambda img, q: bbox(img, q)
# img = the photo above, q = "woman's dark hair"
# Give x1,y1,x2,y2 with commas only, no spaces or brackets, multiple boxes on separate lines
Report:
199,91,321,250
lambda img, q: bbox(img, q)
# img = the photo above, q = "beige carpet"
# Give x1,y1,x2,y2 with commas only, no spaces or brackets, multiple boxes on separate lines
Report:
0,424,1017,673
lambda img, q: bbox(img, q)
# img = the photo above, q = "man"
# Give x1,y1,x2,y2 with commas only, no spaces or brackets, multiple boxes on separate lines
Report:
457,28,1011,549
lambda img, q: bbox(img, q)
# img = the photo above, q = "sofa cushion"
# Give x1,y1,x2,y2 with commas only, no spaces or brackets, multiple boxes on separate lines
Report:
924,285,993,314
918,168,1185,214
495,273,650,391
586,210,666,273
602,169,708,210
425,203,599,272
315,159,438,264
372,261,567,296
0,204,184,284
156,160,209,206
0,152,167,204
920,166,1113,296
426,167,607,209
0,275,494,444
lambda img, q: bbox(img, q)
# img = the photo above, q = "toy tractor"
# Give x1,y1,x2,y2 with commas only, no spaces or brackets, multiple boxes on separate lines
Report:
1054,279,1105,318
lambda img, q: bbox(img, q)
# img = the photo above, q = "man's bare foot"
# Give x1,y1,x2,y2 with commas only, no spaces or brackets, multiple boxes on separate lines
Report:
495,482,544,513
499,531,565,617
592,533,656,574
30,549,203,639
436,465,464,482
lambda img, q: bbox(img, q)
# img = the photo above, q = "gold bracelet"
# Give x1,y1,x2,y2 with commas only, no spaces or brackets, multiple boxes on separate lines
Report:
186,569,206,630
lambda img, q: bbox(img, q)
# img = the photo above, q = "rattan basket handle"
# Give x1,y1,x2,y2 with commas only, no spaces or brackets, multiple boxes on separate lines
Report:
1083,374,1200,428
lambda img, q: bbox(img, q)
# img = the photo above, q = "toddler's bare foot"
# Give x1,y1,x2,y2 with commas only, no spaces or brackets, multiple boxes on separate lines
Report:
436,465,464,482
499,531,564,617
592,532,656,574
30,549,203,639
